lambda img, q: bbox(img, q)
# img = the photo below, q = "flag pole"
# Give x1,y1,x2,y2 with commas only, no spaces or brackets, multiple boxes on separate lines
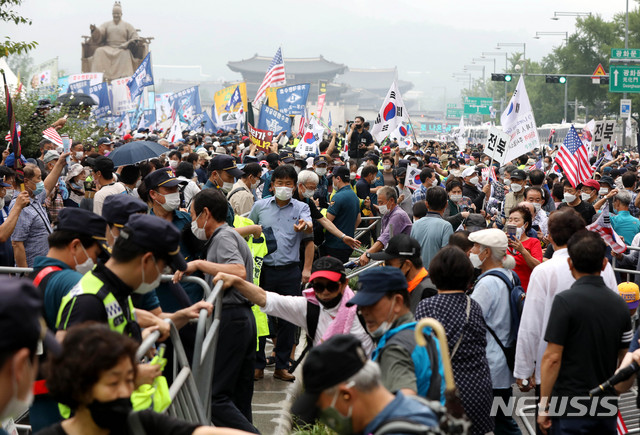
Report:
406,113,420,146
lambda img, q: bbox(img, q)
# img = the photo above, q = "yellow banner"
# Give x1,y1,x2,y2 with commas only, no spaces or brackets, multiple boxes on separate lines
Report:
266,87,280,109
213,82,248,118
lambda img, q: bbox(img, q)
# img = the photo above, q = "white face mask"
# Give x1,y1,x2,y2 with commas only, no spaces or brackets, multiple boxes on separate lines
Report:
5,189,14,202
182,153,189,159
251,179,259,191
1,362,34,420
469,252,484,268
169,160,179,169
511,183,523,193
504,179,512,186
564,193,576,203
378,204,389,215
383,164,391,171
599,188,609,196
315,167,327,176
450,194,462,203
74,244,95,275
75,151,84,160
469,176,479,185
581,192,592,201
135,256,162,294
275,186,293,201
410,163,419,168
350,172,357,180
431,178,438,187
302,187,316,199
294,166,302,174
158,192,180,212
219,177,234,194
533,203,541,213
191,212,208,241
369,299,396,339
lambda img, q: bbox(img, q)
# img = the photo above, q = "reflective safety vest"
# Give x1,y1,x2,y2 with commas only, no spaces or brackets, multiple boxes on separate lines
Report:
56,270,137,335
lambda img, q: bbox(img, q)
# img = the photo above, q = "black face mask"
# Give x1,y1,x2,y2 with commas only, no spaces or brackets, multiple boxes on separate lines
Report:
318,292,343,309
88,397,132,433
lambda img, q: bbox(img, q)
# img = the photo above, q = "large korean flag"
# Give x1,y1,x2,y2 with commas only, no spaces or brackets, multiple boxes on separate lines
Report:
370,81,407,143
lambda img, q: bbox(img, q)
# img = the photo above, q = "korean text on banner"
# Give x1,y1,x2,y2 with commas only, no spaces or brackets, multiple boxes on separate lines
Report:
500,76,540,163
483,126,511,166
213,83,248,128
592,120,617,147
248,124,274,153
276,84,310,116
110,76,136,114
258,105,290,135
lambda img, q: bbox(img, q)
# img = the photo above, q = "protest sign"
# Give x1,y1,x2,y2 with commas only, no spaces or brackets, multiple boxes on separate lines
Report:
248,124,274,153
483,126,511,166
276,84,310,116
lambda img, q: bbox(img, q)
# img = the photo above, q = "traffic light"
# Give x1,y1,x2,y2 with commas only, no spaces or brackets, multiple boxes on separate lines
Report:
546,75,567,84
599,76,610,84
491,73,513,82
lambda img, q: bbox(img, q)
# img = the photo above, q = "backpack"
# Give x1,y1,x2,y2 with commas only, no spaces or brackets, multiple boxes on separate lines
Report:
477,269,526,372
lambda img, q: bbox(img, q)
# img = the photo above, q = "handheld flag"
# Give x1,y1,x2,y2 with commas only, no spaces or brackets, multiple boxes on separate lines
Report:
404,166,421,191
127,52,154,101
587,207,626,254
253,48,286,106
556,125,593,188
295,115,324,157
42,127,63,147
328,112,332,128
2,70,23,180
225,86,242,113
500,76,540,162
370,81,407,143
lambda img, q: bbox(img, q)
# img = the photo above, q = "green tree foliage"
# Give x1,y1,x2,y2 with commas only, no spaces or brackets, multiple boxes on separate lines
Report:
1,0,38,56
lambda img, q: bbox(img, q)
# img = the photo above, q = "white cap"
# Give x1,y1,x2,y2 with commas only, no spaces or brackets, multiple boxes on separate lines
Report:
461,167,476,178
468,228,508,249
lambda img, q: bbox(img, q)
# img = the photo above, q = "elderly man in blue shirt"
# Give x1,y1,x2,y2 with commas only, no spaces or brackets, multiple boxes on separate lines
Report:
249,164,313,382
610,189,640,245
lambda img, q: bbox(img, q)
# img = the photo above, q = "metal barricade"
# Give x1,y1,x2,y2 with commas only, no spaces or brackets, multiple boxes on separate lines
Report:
345,260,383,280
0,266,33,275
355,216,381,242
611,245,640,277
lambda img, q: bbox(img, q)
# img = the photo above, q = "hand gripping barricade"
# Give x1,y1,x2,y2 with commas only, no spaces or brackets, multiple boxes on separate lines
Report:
355,215,382,242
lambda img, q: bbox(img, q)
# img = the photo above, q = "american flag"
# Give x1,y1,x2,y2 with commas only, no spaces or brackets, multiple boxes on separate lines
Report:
481,166,497,182
556,125,593,188
253,48,286,106
42,127,63,147
4,123,20,142
527,159,543,172
617,411,627,435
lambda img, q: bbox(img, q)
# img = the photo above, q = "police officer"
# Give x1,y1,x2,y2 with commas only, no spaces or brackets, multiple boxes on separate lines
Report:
102,194,148,249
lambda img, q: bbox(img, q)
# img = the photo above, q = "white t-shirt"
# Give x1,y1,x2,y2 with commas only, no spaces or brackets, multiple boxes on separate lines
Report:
93,181,127,216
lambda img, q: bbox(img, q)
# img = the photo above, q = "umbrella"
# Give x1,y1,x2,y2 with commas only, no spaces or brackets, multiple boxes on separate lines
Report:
56,93,97,106
107,140,168,167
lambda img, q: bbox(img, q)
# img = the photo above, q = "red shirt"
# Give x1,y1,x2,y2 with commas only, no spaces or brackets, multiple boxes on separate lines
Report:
509,237,543,291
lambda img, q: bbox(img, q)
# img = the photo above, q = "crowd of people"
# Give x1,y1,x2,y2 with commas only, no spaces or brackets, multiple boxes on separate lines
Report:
1,111,640,435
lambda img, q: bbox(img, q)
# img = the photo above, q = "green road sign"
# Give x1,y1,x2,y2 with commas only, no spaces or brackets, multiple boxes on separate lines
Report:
463,96,492,115
446,108,463,118
609,65,640,93
611,48,640,60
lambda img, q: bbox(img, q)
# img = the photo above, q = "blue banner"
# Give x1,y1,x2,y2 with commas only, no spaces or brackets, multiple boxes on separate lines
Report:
137,109,157,130
276,84,310,116
258,105,290,135
168,86,201,124
57,76,69,95
89,83,111,118
68,79,90,95
127,52,154,101
188,112,217,134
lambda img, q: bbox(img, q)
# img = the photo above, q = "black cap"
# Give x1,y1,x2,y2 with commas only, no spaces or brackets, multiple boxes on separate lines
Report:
510,169,527,180
364,153,379,165
314,155,330,166
309,256,346,282
87,156,114,177
208,155,244,178
333,166,351,183
291,334,368,423
119,214,187,272
465,214,487,232
279,150,294,163
368,234,421,261
144,168,181,190
97,137,112,146
346,267,407,307
102,195,148,227
0,276,60,356
599,175,615,187
56,208,109,251
37,99,52,109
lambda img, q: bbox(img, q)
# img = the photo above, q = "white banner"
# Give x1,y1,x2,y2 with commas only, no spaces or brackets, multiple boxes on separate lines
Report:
500,76,540,163
110,77,136,115
68,73,104,87
483,126,511,166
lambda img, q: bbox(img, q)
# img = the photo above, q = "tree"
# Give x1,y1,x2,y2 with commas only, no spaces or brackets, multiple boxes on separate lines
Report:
6,52,32,81
1,0,38,56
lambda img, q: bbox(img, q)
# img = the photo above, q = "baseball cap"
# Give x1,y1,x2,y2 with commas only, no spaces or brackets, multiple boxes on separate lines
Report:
144,168,181,190
333,166,350,183
279,150,295,163
56,208,109,251
309,256,346,283
381,145,391,154
119,214,187,272
43,150,60,164
102,195,148,227
346,267,408,307
290,334,368,423
87,156,114,178
461,167,477,178
465,214,487,232
369,234,421,261
4,153,28,168
599,176,615,187
208,155,244,178
510,169,527,180
618,282,640,310
97,137,112,146
0,276,60,356
580,179,600,190
468,228,508,249
314,155,330,166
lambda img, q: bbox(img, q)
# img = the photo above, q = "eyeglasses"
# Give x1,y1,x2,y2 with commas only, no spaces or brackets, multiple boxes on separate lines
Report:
311,281,340,294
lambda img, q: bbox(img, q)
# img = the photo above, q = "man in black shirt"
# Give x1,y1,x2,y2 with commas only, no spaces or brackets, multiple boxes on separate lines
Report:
558,179,596,224
347,116,374,160
539,231,632,435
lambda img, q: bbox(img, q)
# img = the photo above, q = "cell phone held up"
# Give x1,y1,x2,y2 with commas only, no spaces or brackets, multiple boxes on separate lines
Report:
506,224,517,239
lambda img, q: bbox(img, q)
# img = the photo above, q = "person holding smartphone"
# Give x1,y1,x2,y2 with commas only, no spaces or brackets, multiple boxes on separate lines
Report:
506,206,543,292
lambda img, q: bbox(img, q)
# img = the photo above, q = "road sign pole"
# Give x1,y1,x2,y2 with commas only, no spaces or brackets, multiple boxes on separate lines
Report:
564,79,568,122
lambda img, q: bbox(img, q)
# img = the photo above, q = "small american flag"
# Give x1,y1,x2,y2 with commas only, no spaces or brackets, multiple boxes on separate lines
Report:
42,127,63,147
481,166,497,182
4,123,20,142
587,207,627,254
253,48,286,106
556,125,593,188
527,159,543,172
617,411,627,435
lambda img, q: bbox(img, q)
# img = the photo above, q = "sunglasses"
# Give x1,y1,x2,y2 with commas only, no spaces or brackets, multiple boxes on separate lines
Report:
311,281,341,294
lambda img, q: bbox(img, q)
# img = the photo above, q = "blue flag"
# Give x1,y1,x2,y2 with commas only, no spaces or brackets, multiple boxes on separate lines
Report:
127,52,154,101
258,105,290,135
276,84,310,116
138,109,157,130
68,80,90,94
328,112,332,128
188,112,217,134
89,83,111,118
168,86,201,124
224,86,242,112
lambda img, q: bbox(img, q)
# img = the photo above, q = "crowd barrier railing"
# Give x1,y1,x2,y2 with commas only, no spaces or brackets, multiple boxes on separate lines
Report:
355,216,381,242
345,260,383,280
611,245,640,277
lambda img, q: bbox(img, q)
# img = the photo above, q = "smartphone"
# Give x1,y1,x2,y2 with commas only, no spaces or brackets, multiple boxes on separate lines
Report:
506,224,517,239
61,134,71,166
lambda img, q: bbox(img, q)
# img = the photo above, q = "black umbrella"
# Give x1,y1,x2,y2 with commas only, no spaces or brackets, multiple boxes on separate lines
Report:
107,140,168,167
57,93,97,106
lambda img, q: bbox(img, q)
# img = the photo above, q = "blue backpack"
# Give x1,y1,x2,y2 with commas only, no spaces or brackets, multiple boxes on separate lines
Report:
480,269,526,338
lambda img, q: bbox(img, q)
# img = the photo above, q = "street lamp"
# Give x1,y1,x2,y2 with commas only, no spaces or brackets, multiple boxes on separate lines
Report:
452,73,472,90
534,31,569,45
473,57,496,73
464,64,486,95
482,52,510,112
551,11,591,20
496,42,527,74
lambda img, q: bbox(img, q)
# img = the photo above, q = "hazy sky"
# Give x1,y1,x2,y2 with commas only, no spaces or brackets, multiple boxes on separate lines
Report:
8,0,624,108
